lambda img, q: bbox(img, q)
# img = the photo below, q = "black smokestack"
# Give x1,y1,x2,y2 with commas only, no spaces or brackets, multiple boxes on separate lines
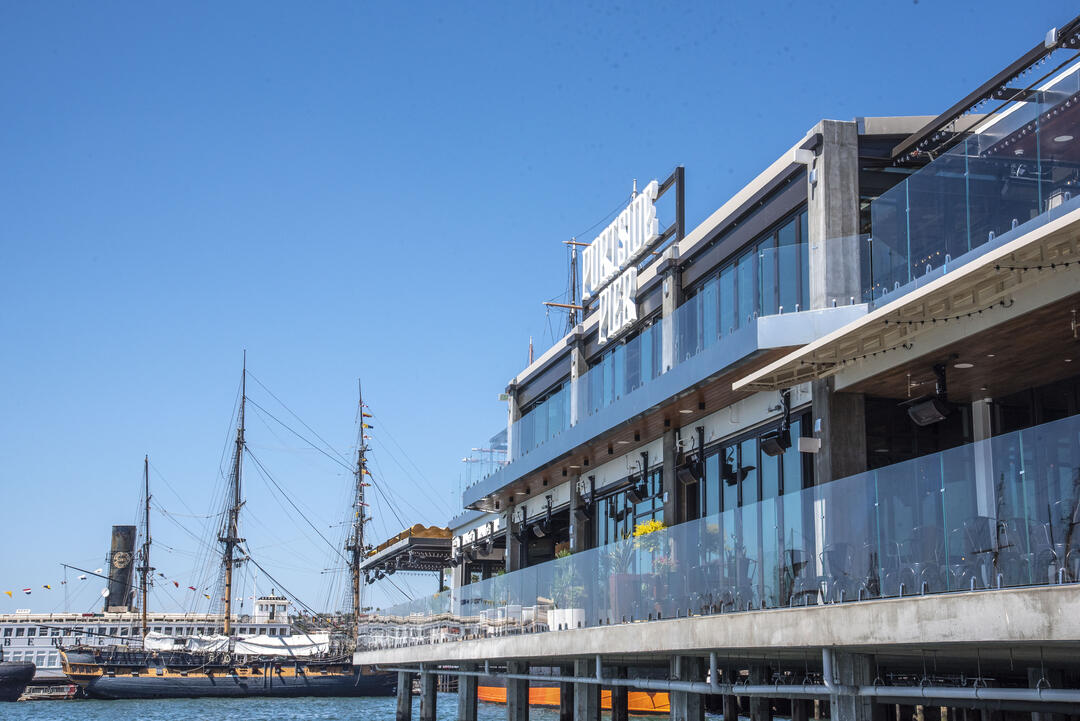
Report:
105,525,137,612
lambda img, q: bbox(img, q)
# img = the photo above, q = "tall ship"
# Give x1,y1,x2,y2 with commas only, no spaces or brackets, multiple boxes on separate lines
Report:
61,363,396,699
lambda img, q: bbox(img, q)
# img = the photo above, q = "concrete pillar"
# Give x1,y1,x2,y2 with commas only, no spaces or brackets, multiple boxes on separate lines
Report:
660,246,682,373
610,666,629,721
670,656,704,721
830,651,875,721
559,664,575,721
396,671,414,721
574,658,600,721
663,428,679,527
811,376,867,485
507,660,529,721
747,665,772,721
569,330,585,427
506,383,521,461
792,698,812,721
972,399,997,547
457,663,478,721
570,475,590,553
723,693,740,721
506,506,523,572
419,667,437,721
806,119,861,310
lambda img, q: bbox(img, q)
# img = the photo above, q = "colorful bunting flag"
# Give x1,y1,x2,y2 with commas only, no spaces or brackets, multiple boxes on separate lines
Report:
42,585,51,590
21,588,31,595
362,412,372,418
187,586,196,591
4,591,11,598
78,574,87,581
204,594,211,600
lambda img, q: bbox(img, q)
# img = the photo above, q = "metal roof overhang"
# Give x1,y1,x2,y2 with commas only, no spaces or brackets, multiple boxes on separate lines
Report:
359,535,452,575
732,204,1080,393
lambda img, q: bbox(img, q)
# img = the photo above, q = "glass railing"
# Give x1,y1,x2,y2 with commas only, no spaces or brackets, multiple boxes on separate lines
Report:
361,413,1080,649
510,384,571,460
869,64,1080,301
577,322,663,419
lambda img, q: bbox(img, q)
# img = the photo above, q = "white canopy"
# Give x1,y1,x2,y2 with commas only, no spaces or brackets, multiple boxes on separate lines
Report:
233,633,329,658
142,632,230,652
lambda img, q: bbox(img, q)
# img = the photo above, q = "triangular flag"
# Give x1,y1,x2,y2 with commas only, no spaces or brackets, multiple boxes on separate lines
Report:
42,584,51,590
94,568,103,574
362,423,373,429
187,586,196,591
4,591,11,598
362,412,372,418
78,574,87,581
204,594,211,600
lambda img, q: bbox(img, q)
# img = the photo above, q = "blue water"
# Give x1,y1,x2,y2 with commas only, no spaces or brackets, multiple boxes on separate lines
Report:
3,694,670,720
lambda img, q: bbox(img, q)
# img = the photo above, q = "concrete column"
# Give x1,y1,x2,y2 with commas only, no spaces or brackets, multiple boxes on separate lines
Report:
506,383,522,461
506,506,523,572
507,660,529,721
830,651,875,721
747,665,772,721
457,662,478,721
570,475,590,553
811,376,867,485
419,667,437,721
660,246,682,373
806,119,861,310
559,664,575,721
662,428,679,527
723,693,740,721
569,330,585,427
574,658,600,721
972,399,997,533
396,671,414,721
670,656,704,721
792,698,812,721
610,666,629,721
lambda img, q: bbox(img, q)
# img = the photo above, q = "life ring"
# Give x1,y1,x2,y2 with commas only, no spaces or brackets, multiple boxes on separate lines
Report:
220,653,231,665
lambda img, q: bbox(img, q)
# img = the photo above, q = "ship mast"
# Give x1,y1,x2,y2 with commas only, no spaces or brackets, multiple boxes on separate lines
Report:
345,382,368,622
221,354,246,636
137,454,153,637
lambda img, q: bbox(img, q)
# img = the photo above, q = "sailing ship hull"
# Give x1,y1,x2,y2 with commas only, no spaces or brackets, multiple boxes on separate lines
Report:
62,649,395,700
0,662,36,702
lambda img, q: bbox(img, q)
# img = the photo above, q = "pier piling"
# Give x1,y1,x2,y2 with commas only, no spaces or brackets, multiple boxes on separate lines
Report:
506,661,529,721
419,666,437,721
396,671,414,721
574,658,600,721
457,662,477,721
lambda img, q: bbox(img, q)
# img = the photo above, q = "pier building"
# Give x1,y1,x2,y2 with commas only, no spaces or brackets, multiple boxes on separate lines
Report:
356,16,1080,721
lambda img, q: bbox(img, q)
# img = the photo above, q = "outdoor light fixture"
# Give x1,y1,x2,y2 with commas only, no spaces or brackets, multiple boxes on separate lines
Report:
760,389,792,457
625,485,645,505
676,467,698,486
1054,135,1074,142
572,507,590,523
954,362,974,369
905,363,953,427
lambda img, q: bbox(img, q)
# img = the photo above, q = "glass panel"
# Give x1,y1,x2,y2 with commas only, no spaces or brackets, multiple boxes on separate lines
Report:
757,236,778,316
719,264,736,335
360,414,1080,649
736,249,756,325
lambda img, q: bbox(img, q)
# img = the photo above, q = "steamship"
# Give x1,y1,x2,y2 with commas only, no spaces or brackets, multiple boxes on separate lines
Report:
61,366,396,700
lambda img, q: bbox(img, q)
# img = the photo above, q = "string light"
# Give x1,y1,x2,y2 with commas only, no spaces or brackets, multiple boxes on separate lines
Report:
883,298,1015,327
994,261,1076,272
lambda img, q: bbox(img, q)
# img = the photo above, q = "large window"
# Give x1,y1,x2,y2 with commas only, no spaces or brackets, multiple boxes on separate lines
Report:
697,413,812,516
594,469,664,547
682,209,810,358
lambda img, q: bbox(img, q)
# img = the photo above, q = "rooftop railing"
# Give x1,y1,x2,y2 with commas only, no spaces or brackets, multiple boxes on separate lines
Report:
362,413,1080,649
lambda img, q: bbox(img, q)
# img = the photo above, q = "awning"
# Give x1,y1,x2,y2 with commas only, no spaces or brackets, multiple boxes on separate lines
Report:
732,205,1080,392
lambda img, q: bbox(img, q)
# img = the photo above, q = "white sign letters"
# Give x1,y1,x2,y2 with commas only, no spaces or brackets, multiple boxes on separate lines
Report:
581,179,660,301
581,179,660,345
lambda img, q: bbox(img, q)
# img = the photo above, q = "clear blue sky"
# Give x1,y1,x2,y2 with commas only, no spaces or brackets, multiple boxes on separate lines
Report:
1,1,1073,614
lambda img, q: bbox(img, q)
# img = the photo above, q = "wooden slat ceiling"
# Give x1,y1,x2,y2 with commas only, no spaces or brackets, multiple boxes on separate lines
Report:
733,210,1080,392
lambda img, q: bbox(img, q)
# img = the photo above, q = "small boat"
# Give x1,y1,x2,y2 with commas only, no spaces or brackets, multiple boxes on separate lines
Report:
18,683,80,701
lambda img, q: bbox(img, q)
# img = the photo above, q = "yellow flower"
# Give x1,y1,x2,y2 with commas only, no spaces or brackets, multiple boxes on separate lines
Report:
632,519,666,537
